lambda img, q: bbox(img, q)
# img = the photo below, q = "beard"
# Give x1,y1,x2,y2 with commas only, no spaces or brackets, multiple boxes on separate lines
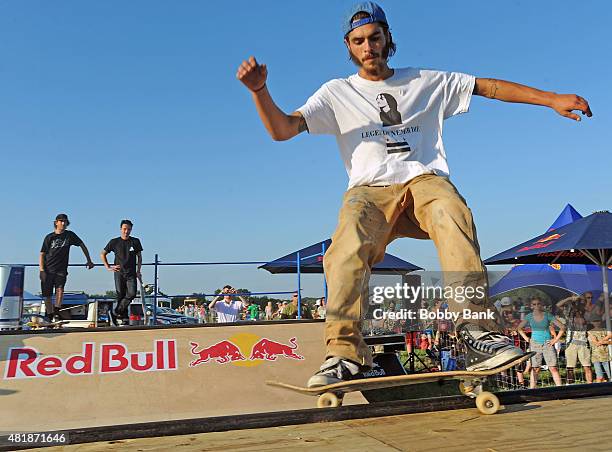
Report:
348,45,390,73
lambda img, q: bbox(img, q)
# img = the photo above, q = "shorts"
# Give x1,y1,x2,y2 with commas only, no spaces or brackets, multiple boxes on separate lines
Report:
41,272,67,297
565,343,591,367
529,341,557,368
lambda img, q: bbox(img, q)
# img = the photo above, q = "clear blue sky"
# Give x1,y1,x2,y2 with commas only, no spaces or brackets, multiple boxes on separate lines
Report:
1,1,610,297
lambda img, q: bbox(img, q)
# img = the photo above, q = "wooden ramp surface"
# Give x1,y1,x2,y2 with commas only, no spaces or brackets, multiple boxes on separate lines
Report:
33,395,612,451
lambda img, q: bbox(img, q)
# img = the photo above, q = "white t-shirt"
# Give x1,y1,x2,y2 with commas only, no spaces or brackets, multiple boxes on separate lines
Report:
298,68,475,189
213,299,244,323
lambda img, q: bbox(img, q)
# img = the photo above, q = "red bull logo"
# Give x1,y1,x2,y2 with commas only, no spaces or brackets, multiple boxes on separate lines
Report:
189,340,246,366
249,337,304,361
189,333,303,368
518,233,565,252
537,233,563,243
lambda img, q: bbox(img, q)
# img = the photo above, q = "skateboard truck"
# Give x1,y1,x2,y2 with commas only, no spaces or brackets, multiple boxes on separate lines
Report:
458,377,501,415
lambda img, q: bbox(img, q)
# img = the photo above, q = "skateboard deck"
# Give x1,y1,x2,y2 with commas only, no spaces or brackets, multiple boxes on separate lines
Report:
26,320,68,329
267,352,534,414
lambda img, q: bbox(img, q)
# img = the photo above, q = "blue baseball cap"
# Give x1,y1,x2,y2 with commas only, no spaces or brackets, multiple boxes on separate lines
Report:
342,2,388,37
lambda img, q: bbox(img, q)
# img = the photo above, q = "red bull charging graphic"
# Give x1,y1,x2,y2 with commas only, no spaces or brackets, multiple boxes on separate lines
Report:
189,333,303,367
517,233,565,252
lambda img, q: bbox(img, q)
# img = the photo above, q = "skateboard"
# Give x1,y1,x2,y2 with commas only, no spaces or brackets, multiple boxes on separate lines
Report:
26,319,68,330
267,352,534,414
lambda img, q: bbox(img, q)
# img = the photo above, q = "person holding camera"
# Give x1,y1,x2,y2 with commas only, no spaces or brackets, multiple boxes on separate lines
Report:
209,285,247,323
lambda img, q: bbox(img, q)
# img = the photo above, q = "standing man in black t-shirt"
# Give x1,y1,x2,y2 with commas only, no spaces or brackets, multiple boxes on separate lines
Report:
101,219,143,326
39,213,95,322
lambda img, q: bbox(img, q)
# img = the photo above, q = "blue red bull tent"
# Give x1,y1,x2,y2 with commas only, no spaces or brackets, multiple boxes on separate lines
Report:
490,204,612,299
259,239,422,275
485,210,612,379
260,239,422,318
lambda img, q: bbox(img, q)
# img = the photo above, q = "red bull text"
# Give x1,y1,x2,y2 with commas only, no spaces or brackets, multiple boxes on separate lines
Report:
4,340,177,379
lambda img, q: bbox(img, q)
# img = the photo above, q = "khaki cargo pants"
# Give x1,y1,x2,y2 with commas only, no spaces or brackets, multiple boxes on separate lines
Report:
323,173,498,368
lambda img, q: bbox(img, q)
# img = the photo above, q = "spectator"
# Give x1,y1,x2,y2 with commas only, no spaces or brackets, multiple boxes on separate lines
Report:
265,301,273,320
101,219,144,327
280,293,300,319
40,213,95,322
246,301,260,321
584,292,605,323
588,318,611,382
564,307,593,384
301,301,313,319
419,333,431,350
273,302,284,319
198,304,207,323
518,297,565,388
208,285,247,323
494,296,512,315
315,297,327,319
499,308,528,387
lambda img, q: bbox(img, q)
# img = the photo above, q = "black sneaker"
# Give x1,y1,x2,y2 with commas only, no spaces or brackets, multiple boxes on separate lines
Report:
459,326,527,371
107,309,118,327
51,315,62,324
307,357,361,388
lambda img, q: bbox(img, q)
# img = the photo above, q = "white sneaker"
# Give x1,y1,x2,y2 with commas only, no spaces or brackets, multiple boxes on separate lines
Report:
459,325,527,371
307,357,361,388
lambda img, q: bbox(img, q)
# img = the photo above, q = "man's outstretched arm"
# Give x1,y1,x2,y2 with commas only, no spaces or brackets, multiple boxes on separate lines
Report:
237,56,307,141
474,78,592,121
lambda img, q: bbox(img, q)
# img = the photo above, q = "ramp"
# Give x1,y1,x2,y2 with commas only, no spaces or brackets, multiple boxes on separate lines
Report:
0,321,366,432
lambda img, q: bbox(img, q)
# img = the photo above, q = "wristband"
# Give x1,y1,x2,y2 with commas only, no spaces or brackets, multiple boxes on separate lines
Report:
252,84,266,93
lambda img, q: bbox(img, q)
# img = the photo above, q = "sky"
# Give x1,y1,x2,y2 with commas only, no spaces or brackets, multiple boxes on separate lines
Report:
1,1,610,298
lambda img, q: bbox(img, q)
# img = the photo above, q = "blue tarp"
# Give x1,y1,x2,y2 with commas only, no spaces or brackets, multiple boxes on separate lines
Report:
259,239,422,275
489,204,611,297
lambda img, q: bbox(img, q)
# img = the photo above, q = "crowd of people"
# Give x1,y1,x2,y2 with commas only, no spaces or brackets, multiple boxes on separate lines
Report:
370,291,612,387
173,286,327,324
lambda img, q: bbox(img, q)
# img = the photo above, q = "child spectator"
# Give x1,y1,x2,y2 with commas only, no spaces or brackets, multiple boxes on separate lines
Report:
588,318,611,382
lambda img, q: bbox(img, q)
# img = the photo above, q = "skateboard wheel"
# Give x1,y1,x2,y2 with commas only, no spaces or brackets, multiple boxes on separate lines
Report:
317,392,342,408
475,392,500,415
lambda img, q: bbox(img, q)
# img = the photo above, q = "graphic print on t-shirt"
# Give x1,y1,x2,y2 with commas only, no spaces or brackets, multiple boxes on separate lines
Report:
375,93,411,154
50,237,69,250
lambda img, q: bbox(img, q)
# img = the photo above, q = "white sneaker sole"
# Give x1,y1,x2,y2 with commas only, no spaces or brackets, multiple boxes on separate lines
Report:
466,348,528,372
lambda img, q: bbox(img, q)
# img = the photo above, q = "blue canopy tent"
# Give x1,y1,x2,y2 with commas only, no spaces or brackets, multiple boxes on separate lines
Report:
259,239,422,275
485,210,612,379
260,239,422,318
490,204,611,299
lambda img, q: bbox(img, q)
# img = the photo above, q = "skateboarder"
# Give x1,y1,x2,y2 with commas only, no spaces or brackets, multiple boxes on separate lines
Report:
237,2,592,387
101,220,143,326
39,213,95,322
